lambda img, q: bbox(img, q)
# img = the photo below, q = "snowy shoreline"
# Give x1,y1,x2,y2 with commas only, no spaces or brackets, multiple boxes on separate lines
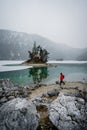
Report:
0,60,32,72
0,60,87,72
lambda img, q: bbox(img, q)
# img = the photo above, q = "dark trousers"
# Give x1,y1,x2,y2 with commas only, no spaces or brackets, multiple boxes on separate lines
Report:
60,80,65,86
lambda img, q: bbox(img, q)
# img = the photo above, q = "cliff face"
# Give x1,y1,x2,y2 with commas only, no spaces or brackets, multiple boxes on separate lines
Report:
0,29,87,60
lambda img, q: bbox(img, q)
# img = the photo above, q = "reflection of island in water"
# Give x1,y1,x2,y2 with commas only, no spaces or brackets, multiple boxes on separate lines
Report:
28,67,49,84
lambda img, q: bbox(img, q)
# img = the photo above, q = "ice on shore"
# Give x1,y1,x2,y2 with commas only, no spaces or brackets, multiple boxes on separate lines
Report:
0,60,32,72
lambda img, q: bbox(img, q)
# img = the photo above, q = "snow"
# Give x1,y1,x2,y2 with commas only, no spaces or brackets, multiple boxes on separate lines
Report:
47,60,87,64
0,60,87,72
0,60,32,72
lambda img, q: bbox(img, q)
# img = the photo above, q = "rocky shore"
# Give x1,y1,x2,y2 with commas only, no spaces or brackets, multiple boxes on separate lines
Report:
22,60,54,67
0,79,87,130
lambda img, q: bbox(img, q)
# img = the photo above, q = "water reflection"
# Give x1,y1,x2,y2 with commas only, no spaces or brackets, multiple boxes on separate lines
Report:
28,67,49,84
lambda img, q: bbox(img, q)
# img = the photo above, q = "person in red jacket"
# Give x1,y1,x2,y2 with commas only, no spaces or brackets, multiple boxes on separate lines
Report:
59,73,65,86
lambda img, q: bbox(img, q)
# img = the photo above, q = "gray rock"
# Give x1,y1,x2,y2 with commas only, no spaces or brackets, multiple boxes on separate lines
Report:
47,88,59,97
49,93,87,130
0,91,3,98
0,79,14,89
76,98,85,105
0,98,40,130
64,91,82,98
0,97,7,103
22,88,29,98
0,79,16,99
7,96,15,100
0,79,31,107
42,92,49,98
0,87,2,92
5,90,15,97
14,90,19,97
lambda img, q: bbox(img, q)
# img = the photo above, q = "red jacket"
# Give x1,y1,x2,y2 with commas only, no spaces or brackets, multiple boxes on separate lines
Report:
60,74,64,80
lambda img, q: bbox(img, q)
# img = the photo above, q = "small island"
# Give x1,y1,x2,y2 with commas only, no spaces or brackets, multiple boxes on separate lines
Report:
22,41,50,67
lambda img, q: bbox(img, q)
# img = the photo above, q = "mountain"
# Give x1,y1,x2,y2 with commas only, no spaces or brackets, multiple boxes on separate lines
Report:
77,51,87,61
0,29,87,60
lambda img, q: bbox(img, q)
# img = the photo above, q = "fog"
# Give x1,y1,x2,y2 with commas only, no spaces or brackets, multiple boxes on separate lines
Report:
0,0,87,48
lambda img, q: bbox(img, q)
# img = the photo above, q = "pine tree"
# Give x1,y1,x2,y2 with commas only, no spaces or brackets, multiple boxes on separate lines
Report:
28,41,49,63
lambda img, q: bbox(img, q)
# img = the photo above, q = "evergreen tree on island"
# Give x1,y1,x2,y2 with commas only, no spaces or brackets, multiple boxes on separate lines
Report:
28,41,49,63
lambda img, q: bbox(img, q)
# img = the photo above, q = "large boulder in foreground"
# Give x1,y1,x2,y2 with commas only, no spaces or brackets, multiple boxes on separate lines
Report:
49,93,87,130
0,98,40,130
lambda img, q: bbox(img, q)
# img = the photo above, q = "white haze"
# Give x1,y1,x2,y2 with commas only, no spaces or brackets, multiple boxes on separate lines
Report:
0,0,87,48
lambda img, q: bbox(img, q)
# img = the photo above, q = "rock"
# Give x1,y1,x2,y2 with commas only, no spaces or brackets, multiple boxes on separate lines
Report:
0,79,16,98
0,79,31,106
56,81,59,84
63,91,82,98
47,88,59,97
49,93,87,130
5,90,15,97
0,91,3,98
85,93,87,101
0,98,40,130
35,97,43,102
14,90,20,97
8,96,15,100
22,88,29,98
0,97,7,103
82,87,87,101
42,93,49,98
0,79,14,90
0,87,2,92
76,98,85,105
33,96,49,109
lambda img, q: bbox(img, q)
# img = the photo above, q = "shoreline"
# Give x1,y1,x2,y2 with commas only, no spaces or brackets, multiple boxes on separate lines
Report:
29,81,87,130
29,81,87,100
22,60,55,67
0,79,87,130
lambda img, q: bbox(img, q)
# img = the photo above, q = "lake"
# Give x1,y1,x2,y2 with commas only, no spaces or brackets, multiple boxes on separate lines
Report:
0,60,87,86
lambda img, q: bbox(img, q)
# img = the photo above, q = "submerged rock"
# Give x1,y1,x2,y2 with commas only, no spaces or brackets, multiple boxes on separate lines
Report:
0,98,40,130
49,93,87,130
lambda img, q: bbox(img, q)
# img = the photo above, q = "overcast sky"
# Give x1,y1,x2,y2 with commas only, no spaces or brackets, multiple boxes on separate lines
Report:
0,0,87,48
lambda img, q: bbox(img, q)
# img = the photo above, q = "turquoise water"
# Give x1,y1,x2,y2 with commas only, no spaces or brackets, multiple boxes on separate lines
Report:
0,63,87,86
